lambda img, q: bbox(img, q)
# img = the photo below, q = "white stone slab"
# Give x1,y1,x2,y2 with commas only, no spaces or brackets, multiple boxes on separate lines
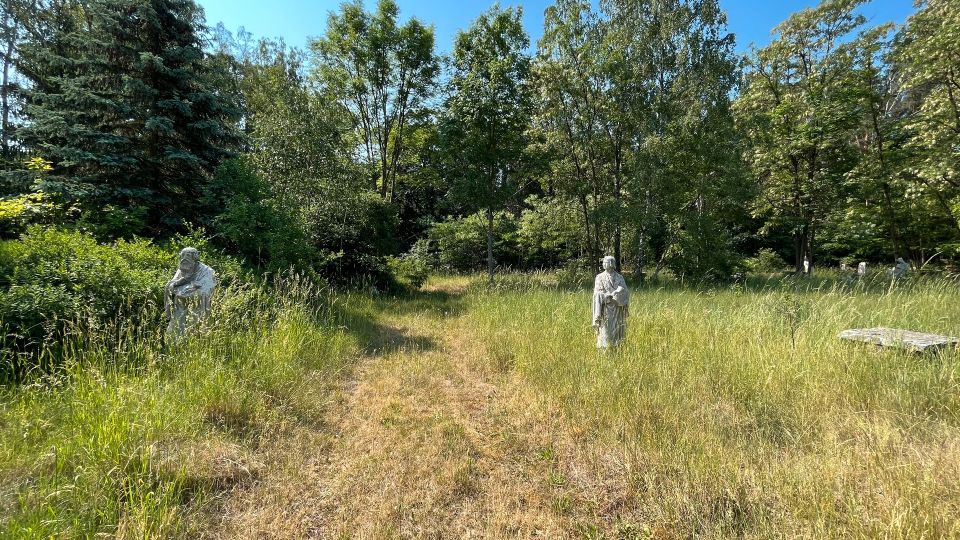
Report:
839,327,959,353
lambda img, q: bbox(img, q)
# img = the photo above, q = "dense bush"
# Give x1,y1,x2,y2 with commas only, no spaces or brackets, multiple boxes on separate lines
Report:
745,248,789,273
387,239,431,290
428,211,519,272
516,195,585,269
311,187,400,287
204,159,316,273
0,192,59,239
0,227,243,378
662,216,742,282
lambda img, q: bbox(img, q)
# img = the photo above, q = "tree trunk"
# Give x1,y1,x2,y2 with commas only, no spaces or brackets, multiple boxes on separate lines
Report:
486,205,494,287
1,9,13,159
794,232,804,274
579,194,591,265
880,182,904,258
614,175,622,272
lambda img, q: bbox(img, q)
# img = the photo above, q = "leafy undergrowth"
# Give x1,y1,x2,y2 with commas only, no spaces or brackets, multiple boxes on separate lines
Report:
462,273,960,537
0,278,354,538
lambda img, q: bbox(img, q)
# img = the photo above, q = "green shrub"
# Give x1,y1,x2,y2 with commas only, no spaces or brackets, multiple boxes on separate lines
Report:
0,227,246,378
516,195,585,269
0,192,59,239
0,228,167,371
387,239,431,290
745,248,789,273
429,211,519,272
204,159,317,273
311,188,399,287
77,204,149,240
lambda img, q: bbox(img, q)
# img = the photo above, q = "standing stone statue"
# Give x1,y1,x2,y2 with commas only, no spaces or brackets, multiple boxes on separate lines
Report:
803,255,811,274
890,257,911,279
592,256,630,349
165,247,217,341
857,261,867,279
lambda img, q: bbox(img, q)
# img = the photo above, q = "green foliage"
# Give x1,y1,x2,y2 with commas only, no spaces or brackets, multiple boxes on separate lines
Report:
16,0,242,235
429,212,519,272
745,248,789,273
310,188,399,287
0,228,166,372
204,159,315,273
441,5,533,282
666,215,741,282
516,195,585,268
387,239,431,290
0,191,57,238
312,0,439,200
736,0,870,270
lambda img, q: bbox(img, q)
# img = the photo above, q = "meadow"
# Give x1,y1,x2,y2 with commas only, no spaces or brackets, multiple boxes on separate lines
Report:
0,278,356,537
1,271,959,538
461,272,960,537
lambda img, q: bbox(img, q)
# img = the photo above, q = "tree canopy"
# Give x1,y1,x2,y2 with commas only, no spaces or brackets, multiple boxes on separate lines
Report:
1,0,957,283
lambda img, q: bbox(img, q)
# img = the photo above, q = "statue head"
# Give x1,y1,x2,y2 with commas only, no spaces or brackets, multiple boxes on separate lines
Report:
601,256,617,272
178,247,200,275
896,257,906,264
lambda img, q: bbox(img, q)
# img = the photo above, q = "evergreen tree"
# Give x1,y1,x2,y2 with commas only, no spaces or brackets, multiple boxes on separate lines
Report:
17,0,240,236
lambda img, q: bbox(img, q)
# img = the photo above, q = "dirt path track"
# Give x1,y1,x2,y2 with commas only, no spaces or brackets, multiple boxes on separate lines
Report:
212,283,582,539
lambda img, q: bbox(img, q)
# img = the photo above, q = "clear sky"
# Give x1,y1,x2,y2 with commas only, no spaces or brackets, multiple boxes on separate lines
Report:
196,0,917,54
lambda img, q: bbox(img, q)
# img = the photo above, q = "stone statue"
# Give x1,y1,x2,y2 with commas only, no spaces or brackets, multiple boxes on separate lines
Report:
803,255,810,274
165,247,217,341
891,257,911,279
857,261,867,278
592,256,629,349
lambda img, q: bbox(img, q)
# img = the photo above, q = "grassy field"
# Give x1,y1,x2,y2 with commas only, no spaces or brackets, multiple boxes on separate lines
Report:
0,278,355,538
462,273,960,537
1,272,959,537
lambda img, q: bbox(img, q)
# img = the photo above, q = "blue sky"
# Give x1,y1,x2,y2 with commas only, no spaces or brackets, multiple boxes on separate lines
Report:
197,0,917,54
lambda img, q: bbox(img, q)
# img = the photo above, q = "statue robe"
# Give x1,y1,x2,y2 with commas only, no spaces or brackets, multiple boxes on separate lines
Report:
592,270,629,348
165,262,217,339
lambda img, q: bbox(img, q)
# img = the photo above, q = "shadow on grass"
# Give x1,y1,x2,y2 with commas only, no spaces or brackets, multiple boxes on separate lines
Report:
334,287,467,357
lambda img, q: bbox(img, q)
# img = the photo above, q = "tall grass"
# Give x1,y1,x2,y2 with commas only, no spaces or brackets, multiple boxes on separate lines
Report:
464,273,960,537
0,277,353,538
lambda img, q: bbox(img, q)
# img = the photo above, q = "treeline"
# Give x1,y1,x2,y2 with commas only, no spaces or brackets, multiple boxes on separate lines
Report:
0,0,958,285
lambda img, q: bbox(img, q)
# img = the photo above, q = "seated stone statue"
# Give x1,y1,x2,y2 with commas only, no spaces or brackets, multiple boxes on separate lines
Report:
165,247,217,341
592,256,630,348
890,257,911,279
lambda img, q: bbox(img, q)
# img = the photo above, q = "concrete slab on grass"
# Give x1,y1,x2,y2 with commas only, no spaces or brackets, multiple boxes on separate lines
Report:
839,327,959,353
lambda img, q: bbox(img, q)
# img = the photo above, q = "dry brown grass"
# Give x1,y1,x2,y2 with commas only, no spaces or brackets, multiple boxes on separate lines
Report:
210,278,635,538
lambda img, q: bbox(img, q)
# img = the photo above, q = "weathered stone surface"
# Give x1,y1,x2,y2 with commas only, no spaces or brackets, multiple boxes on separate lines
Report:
592,256,629,349
839,327,959,353
165,247,217,342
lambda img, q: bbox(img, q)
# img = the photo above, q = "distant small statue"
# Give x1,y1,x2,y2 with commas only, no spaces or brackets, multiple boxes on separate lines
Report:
165,247,217,341
840,261,855,282
803,255,810,274
592,256,630,349
890,257,911,280
857,261,867,279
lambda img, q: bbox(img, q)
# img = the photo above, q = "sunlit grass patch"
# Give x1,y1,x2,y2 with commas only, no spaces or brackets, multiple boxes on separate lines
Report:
0,279,354,538
461,273,960,536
